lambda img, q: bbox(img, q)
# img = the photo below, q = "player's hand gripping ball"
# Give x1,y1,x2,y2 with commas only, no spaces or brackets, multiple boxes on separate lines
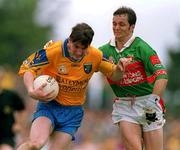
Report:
33,75,59,101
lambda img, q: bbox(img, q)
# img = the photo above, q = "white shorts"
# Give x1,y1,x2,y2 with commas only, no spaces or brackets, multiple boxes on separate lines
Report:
112,94,165,132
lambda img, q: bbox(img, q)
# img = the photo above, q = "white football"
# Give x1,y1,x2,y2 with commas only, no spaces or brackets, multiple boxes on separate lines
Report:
33,75,59,101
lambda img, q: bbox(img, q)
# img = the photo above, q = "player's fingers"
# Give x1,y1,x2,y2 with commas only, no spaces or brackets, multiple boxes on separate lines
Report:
117,64,124,72
119,58,126,71
119,58,132,72
43,90,55,100
46,90,55,96
39,83,47,90
119,62,124,72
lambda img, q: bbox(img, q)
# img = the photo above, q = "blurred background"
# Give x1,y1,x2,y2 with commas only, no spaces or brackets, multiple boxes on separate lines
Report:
0,0,180,149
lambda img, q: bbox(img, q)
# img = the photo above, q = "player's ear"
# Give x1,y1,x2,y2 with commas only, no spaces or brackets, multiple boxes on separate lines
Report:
67,38,71,48
67,38,71,43
130,24,135,33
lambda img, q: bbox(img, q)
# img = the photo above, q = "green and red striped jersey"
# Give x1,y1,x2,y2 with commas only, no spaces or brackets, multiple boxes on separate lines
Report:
99,37,168,97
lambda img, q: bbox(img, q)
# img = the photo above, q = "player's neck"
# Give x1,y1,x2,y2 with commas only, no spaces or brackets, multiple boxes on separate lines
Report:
116,34,132,50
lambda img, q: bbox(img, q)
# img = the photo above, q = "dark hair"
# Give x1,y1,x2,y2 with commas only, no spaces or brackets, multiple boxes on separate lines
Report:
113,6,137,26
69,23,94,48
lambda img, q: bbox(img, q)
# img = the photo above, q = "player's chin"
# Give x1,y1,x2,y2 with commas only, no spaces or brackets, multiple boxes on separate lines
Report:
76,54,84,58
114,31,121,36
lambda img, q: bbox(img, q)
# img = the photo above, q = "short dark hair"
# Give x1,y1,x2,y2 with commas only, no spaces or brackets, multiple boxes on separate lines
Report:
69,23,94,48
113,6,137,26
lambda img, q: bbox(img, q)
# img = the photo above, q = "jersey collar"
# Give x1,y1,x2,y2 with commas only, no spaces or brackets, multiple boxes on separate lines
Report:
109,35,136,53
62,38,70,57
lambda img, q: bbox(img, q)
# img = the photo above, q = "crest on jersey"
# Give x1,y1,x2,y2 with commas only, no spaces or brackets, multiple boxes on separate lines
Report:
30,49,49,67
150,55,161,65
58,64,68,74
84,63,92,74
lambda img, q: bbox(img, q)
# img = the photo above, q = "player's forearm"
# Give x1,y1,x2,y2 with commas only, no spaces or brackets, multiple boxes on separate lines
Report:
152,78,168,97
23,71,35,94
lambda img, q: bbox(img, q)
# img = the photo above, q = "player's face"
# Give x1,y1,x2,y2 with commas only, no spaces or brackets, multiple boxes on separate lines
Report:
68,40,88,60
112,14,134,41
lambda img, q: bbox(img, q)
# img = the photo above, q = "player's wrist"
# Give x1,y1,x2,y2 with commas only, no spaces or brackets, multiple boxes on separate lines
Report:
27,88,34,97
